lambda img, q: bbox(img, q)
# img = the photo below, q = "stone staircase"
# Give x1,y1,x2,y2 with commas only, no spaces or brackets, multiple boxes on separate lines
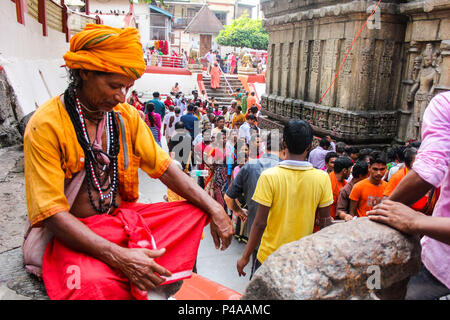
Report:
202,74,245,108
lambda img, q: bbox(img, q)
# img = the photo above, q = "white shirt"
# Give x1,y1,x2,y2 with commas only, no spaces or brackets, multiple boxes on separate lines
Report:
163,111,176,138
238,122,251,143
205,52,213,63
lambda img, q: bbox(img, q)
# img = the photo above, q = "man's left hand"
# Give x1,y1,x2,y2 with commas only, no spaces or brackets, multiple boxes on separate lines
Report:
367,200,422,235
209,208,234,251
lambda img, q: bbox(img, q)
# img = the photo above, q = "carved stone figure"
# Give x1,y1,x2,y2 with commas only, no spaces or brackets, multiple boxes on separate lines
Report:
241,53,253,68
412,56,422,82
150,51,158,66
189,49,200,64
407,43,441,139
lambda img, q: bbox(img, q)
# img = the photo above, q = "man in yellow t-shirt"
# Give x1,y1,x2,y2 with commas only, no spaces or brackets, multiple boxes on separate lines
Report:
236,120,333,277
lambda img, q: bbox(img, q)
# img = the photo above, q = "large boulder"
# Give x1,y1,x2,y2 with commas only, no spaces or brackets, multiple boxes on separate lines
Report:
241,218,421,300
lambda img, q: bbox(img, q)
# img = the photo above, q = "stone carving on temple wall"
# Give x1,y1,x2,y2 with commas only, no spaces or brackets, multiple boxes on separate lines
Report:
407,43,442,139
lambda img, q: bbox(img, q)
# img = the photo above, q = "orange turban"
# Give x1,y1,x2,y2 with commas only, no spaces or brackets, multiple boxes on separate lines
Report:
64,24,146,80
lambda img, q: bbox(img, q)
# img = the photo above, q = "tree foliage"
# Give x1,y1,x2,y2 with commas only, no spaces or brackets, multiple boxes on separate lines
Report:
130,0,166,6
216,13,269,50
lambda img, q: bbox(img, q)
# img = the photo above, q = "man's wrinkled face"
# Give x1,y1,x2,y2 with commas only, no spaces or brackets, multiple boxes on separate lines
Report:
80,71,135,112
369,163,386,182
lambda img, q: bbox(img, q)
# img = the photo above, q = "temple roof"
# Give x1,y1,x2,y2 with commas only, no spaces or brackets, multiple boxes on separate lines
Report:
184,5,224,35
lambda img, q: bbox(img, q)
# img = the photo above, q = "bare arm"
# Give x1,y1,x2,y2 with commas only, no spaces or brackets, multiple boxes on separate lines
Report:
349,200,358,217
237,204,270,277
224,194,247,222
318,205,332,228
368,200,450,245
388,170,433,206
44,211,171,291
159,161,234,251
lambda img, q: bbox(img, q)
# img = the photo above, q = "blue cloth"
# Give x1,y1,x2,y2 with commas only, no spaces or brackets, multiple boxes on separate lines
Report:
148,98,166,119
180,113,198,138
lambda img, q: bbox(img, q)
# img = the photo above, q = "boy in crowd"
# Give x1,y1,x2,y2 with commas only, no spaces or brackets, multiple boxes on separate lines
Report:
323,152,339,173
348,152,388,217
337,161,369,221
329,157,354,219
236,120,333,277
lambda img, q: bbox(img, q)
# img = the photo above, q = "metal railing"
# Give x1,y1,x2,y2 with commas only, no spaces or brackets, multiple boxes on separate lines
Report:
219,65,234,95
146,55,188,68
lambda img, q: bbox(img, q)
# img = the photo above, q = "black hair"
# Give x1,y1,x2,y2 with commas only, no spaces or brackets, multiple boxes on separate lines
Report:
404,147,418,169
283,120,313,155
247,114,256,121
346,146,359,155
250,106,258,114
175,107,180,114
409,141,421,149
387,147,397,163
187,103,195,112
336,142,346,154
352,160,369,179
144,102,155,127
175,121,185,130
325,152,339,164
358,148,372,162
333,157,354,173
396,146,407,162
153,92,160,98
319,137,331,149
265,132,283,152
237,106,242,111
216,115,225,122
369,151,387,166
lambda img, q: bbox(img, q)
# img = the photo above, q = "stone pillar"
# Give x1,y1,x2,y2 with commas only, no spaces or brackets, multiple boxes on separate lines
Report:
437,40,450,93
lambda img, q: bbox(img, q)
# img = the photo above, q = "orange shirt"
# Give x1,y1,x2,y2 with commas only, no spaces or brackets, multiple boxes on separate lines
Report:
349,178,387,217
384,167,408,197
247,95,261,110
24,96,172,227
329,171,347,218
384,167,429,211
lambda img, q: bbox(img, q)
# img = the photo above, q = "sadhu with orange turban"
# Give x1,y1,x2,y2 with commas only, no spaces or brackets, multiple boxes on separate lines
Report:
22,24,233,300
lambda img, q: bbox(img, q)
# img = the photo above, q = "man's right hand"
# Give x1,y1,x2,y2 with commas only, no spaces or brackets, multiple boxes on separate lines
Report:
113,247,172,291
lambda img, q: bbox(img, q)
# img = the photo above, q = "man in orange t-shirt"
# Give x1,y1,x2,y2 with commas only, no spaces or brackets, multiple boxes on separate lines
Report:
383,147,429,211
349,152,388,217
384,147,417,197
329,157,353,218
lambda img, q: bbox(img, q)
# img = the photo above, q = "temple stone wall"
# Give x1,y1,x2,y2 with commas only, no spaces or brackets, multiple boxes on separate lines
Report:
260,0,450,145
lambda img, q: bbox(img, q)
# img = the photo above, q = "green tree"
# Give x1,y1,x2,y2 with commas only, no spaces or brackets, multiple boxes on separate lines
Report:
129,0,166,6
216,13,269,50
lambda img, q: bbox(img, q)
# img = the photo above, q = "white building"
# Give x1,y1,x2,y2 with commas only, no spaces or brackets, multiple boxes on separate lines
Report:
72,0,173,50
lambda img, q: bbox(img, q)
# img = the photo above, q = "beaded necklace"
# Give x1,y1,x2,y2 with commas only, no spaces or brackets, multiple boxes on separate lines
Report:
64,88,120,214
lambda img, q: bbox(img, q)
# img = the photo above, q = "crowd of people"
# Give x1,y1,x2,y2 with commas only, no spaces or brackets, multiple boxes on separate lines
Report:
203,49,267,75
125,80,450,300
130,84,449,298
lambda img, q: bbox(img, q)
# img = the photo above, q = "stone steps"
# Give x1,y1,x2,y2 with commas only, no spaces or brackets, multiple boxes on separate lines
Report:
202,74,245,107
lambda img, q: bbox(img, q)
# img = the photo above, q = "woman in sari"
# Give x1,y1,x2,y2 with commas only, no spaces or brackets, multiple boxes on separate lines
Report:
144,102,162,147
210,62,221,90
204,131,228,211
